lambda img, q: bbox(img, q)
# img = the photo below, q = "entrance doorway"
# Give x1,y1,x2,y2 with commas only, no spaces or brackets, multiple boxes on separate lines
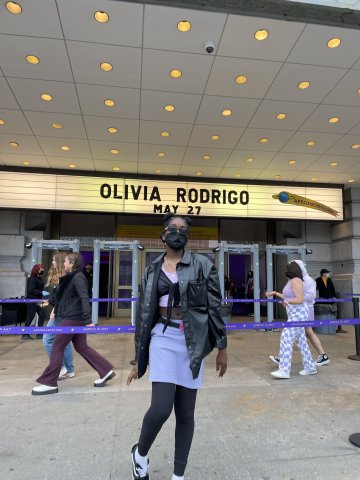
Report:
81,250,110,317
228,254,252,316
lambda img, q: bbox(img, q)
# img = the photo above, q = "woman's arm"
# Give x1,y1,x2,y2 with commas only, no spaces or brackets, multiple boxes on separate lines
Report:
73,274,92,324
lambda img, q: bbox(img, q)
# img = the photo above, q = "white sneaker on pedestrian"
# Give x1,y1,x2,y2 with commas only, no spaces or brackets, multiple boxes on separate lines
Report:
299,369,317,376
32,384,58,395
269,355,280,365
271,369,290,379
58,367,67,378
94,370,116,387
67,371,75,378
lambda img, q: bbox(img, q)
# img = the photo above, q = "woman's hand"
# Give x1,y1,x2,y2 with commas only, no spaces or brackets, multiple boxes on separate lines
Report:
126,366,138,385
265,291,276,297
216,348,228,377
86,323,95,327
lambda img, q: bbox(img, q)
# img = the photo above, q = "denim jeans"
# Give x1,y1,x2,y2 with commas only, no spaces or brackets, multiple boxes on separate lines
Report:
43,317,74,373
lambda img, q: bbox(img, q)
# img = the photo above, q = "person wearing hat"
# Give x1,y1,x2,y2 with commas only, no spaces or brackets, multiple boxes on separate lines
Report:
315,269,346,333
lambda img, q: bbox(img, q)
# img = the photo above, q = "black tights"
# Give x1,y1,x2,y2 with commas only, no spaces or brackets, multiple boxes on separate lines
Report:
138,382,198,477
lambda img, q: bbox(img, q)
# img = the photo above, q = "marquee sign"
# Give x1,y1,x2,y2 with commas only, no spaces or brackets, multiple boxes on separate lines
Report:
0,172,343,221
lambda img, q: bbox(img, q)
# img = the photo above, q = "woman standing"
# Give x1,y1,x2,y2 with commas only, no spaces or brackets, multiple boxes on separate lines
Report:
266,262,316,379
43,252,75,378
32,252,115,395
127,213,228,480
21,264,49,340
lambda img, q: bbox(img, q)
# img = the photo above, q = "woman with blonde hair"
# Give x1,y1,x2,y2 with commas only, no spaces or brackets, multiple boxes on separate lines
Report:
43,252,75,378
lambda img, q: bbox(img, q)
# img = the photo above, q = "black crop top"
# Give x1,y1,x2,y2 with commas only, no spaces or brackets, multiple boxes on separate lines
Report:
157,269,180,333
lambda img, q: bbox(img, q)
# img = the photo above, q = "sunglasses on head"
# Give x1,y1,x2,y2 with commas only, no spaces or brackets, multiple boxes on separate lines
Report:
165,224,189,235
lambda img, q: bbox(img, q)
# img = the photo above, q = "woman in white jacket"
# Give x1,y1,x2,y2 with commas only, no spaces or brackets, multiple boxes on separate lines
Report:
269,260,330,367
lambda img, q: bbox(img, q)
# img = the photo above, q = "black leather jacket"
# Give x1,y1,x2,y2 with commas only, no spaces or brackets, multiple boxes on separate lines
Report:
135,250,227,380
55,269,91,325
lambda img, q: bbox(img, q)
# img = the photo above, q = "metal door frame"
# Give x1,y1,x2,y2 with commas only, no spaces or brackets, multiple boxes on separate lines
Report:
266,244,306,323
217,241,260,322
92,240,141,325
29,239,80,267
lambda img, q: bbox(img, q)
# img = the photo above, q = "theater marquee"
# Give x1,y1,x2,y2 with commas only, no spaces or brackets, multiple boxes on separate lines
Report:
0,172,343,221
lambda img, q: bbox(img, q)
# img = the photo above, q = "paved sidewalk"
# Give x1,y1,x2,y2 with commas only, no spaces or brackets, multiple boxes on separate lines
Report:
1,324,360,480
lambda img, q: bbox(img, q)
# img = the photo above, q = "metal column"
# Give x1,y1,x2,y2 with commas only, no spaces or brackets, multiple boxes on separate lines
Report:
30,239,80,268
265,244,306,323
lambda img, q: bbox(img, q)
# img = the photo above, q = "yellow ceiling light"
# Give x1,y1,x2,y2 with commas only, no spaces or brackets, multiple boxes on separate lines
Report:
52,122,62,129
104,99,115,107
274,175,282,179
111,149,119,154
177,20,191,32
202,155,210,160
157,152,166,158
9,141,19,147
94,11,109,23
160,131,170,137
312,177,319,181
348,179,355,183
288,160,297,165
5,2,22,14
306,140,316,146
329,162,338,167
352,144,360,149
235,75,247,84
155,169,163,173
0,119,5,125
21,161,30,165
328,117,339,124
259,137,269,143
26,55,40,65
170,69,182,78
222,109,232,116
245,157,254,163
276,113,287,120
327,38,341,49
195,171,203,176
255,29,269,41
107,127,117,134
112,166,120,171
234,173,242,178
298,81,310,90
61,145,70,151
41,93,53,102
100,62,113,71
211,135,220,141
164,105,175,112
68,163,77,168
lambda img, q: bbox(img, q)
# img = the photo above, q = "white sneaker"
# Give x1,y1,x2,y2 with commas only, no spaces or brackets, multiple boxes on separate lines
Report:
32,384,58,395
271,369,290,379
58,367,67,378
67,371,75,378
269,355,280,365
299,369,317,376
94,370,116,387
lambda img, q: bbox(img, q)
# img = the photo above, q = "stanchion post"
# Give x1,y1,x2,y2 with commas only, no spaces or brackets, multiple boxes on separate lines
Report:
348,297,360,361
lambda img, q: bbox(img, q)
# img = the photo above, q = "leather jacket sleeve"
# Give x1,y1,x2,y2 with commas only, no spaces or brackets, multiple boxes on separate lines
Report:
134,268,149,361
207,265,227,349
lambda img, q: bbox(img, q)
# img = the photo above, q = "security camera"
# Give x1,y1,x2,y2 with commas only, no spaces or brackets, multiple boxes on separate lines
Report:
306,249,313,255
204,41,216,54
25,242,32,249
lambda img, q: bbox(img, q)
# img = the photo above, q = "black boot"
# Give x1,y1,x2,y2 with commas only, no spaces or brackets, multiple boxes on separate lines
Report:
35,334,43,339
21,334,34,340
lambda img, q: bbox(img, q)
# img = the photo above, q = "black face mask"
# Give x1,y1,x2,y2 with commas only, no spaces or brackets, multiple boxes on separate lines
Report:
39,271,44,275
164,231,188,251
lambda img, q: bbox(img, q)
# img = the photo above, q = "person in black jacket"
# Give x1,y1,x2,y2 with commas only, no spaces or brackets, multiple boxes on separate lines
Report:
32,252,115,395
21,264,49,340
315,268,346,333
127,214,227,480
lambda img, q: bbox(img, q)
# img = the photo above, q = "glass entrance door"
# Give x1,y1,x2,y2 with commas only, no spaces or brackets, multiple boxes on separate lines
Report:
112,250,133,318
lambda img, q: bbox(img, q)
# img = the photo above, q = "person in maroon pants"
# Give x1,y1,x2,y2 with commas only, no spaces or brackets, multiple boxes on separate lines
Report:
32,252,115,395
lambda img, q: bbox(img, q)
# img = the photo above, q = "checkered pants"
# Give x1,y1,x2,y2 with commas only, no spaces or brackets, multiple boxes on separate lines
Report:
279,304,315,375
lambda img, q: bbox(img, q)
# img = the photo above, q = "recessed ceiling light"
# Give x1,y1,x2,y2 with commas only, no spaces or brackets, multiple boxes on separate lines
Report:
288,160,297,165
170,69,182,78
298,81,310,90
327,38,341,49
41,93,53,102
26,55,39,65
160,131,170,137
234,173,242,178
107,127,117,134
100,62,113,72
22,161,30,166
259,137,269,143
111,149,119,154
68,163,77,168
52,122,62,129
9,142,19,147
104,99,115,107
235,75,247,84
312,177,319,181
202,155,210,160
211,135,220,141
306,140,316,146
255,29,269,41
222,109,232,116
348,179,355,183
112,166,120,171
5,2,22,14
328,117,339,124
276,113,287,120
351,144,360,149
157,152,166,158
155,169,163,173
0,119,5,125
94,11,109,23
274,175,282,179
245,157,254,163
164,105,175,112
329,162,338,167
195,171,203,176
61,145,70,151
177,20,191,32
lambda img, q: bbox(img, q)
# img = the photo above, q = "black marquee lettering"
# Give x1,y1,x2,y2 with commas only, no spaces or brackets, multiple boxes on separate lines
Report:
177,188,186,202
149,186,161,201
100,184,111,199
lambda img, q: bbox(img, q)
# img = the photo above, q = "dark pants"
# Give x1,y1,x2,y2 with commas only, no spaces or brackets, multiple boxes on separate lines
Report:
138,382,197,477
25,303,46,327
36,319,113,387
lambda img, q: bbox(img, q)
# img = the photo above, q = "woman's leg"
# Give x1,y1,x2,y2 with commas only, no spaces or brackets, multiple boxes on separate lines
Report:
173,386,198,477
63,342,74,373
295,329,316,372
71,333,112,378
279,327,296,375
25,303,37,327
138,382,176,456
305,327,325,356
36,305,46,327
